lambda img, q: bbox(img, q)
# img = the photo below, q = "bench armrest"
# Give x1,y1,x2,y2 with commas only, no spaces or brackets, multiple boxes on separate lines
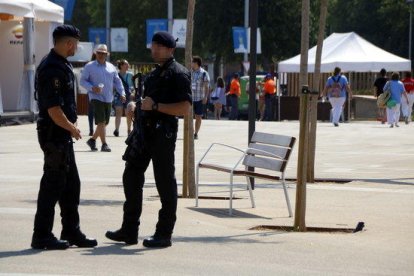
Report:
197,143,246,171
246,147,284,160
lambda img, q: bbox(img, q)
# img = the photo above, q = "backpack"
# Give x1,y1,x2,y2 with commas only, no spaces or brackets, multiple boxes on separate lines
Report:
330,76,342,97
377,81,391,108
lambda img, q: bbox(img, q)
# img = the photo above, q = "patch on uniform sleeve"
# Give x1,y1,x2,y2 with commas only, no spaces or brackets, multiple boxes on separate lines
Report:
53,78,61,89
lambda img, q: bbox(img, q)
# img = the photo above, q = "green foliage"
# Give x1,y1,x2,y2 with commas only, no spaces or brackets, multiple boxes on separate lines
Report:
70,0,411,68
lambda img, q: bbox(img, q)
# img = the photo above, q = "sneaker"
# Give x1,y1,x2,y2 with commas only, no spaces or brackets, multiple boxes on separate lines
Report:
113,129,119,137
405,116,409,124
86,138,98,151
395,123,400,127
194,133,198,140
389,124,394,128
101,143,111,152
334,123,339,127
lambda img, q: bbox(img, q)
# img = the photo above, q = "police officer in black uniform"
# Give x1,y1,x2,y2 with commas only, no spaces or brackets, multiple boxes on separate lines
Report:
106,31,192,248
31,25,97,250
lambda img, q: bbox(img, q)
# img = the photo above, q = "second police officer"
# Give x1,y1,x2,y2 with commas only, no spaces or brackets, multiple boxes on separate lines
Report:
106,31,192,248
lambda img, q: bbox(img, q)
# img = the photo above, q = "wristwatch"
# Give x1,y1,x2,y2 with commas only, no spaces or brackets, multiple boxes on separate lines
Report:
152,102,158,111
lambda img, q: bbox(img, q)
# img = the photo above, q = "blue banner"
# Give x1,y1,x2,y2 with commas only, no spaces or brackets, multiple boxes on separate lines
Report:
232,27,248,54
51,0,76,21
146,19,168,48
88,28,106,45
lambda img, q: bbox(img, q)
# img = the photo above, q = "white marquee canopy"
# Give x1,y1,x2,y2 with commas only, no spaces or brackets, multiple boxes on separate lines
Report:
0,0,63,23
278,32,411,73
0,0,63,114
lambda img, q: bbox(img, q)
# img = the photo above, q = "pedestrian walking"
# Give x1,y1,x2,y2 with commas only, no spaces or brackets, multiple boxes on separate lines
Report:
322,67,353,127
400,71,414,124
191,56,210,139
227,73,241,120
373,68,388,124
80,44,125,152
383,72,408,128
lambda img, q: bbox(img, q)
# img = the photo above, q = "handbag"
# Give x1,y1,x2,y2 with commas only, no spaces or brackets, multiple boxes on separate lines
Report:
377,81,391,108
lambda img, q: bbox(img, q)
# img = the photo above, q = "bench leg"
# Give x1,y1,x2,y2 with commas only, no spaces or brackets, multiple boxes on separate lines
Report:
281,172,293,217
229,173,233,216
195,166,199,207
246,176,256,208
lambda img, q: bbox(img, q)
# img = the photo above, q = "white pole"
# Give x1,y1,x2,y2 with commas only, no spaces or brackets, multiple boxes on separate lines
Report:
244,0,249,64
106,0,111,54
168,0,173,33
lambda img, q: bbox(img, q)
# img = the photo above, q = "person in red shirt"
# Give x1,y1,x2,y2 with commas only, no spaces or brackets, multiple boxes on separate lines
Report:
262,73,276,121
401,71,414,124
227,73,241,120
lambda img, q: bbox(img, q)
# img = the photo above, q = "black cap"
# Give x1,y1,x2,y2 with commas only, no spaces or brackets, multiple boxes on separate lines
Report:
53,24,81,40
152,31,177,48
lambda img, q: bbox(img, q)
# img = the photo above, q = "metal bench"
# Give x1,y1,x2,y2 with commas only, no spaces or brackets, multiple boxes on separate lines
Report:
195,132,296,216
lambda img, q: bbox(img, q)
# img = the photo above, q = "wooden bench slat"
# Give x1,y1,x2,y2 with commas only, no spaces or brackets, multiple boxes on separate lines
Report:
243,171,281,181
199,163,281,181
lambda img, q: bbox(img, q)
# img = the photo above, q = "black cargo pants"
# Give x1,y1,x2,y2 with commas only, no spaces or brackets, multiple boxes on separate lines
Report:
33,131,80,239
121,120,178,238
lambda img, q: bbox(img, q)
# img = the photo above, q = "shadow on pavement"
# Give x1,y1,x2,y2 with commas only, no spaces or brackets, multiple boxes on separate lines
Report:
356,178,414,186
173,232,284,245
187,207,272,219
0,248,41,259
80,243,144,256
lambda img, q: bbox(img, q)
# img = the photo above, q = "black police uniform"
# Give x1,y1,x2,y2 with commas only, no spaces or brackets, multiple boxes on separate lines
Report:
120,57,192,241
33,48,82,244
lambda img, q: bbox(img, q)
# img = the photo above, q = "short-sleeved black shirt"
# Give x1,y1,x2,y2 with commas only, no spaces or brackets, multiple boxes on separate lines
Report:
36,49,77,139
374,77,388,97
143,57,192,121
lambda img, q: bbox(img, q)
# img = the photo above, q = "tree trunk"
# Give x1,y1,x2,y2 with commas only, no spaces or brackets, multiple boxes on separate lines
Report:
182,0,196,198
294,0,310,232
307,0,328,183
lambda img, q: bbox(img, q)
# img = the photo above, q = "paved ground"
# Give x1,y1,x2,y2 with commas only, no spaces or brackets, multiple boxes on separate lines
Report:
0,116,413,275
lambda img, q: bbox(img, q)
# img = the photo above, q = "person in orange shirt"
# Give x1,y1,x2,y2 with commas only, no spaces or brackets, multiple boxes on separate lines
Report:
263,73,276,121
227,73,241,120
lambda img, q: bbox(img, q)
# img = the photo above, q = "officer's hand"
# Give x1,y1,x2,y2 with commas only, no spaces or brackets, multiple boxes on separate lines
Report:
141,97,154,111
127,102,136,121
121,95,126,103
71,126,82,140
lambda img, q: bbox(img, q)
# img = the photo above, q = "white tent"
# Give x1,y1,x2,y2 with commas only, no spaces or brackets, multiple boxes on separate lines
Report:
278,32,411,73
0,0,63,22
0,0,63,115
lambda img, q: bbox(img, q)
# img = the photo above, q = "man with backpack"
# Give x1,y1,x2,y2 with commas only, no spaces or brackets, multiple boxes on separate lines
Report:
322,67,353,127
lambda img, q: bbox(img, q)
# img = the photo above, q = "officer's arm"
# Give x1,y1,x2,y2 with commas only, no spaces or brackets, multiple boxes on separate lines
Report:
48,106,81,140
141,97,190,116
158,101,191,116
